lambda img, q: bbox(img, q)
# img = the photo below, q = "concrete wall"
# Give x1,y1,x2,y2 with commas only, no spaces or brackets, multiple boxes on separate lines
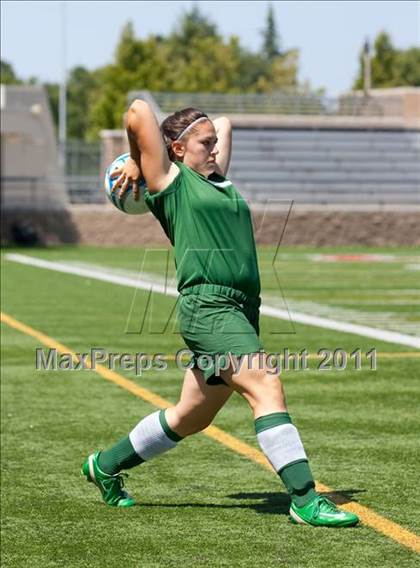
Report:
100,129,129,180
339,88,420,128
0,84,68,211
65,205,420,247
2,202,419,247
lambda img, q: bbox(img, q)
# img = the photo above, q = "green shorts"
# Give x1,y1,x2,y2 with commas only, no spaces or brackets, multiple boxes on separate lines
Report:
178,284,263,385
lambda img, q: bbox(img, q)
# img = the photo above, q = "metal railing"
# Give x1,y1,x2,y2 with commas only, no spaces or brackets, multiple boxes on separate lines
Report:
65,176,105,203
1,176,105,209
65,141,101,176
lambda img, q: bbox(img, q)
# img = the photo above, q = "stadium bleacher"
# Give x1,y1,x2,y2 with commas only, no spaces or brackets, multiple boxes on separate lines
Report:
2,87,418,209
229,129,420,204
109,90,420,207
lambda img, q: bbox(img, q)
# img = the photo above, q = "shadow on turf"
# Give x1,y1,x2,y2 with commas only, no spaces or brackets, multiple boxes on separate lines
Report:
227,489,366,515
138,489,365,515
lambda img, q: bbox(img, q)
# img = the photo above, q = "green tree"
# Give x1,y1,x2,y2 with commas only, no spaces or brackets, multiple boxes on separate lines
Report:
372,32,397,86
172,5,218,44
39,68,99,141
268,49,299,91
87,7,302,137
88,26,172,137
261,4,280,60
354,31,420,89
256,5,300,93
0,59,22,84
67,66,99,140
115,21,143,72
165,7,222,80
43,82,60,130
392,47,420,86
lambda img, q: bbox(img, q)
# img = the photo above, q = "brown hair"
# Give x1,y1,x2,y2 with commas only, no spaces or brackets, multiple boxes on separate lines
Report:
161,107,208,161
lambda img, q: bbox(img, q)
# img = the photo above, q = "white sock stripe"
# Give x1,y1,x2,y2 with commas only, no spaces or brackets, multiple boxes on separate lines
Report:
129,411,177,461
256,423,307,472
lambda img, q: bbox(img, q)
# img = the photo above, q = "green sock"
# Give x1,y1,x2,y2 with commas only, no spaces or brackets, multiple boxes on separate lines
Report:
279,459,317,508
255,412,317,508
98,436,144,475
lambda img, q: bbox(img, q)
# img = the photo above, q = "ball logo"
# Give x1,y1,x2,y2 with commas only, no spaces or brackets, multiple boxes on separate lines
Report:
104,153,149,215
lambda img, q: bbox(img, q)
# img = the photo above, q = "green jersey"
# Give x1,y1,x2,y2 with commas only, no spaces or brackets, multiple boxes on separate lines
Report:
144,161,261,298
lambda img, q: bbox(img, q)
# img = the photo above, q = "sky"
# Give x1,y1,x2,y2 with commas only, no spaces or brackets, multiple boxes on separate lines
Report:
1,1,419,96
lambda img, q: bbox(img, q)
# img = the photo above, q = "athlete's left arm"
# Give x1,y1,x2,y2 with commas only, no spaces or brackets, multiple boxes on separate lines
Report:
213,117,232,177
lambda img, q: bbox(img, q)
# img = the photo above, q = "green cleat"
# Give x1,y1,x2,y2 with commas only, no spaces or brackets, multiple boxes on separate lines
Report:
81,452,135,508
289,496,359,527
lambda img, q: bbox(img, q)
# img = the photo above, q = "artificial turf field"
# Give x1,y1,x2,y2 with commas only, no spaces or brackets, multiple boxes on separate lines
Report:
1,245,419,567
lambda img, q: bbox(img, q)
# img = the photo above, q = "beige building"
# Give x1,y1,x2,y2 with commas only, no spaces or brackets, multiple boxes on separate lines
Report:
1,84,68,211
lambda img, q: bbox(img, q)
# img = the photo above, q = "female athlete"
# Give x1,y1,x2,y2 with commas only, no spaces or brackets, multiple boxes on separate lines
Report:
82,100,359,528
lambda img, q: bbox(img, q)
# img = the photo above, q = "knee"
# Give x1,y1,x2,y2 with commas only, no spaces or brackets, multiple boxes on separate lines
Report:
247,368,283,392
241,370,285,409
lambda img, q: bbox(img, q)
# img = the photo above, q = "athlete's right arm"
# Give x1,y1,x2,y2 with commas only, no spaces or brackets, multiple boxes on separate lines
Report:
116,100,178,195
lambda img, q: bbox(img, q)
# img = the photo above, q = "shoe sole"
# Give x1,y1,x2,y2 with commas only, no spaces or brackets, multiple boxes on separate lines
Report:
289,507,359,527
88,454,97,485
289,508,309,525
80,454,95,484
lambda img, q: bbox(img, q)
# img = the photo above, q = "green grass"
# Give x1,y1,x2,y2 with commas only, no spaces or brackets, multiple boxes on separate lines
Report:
1,246,420,567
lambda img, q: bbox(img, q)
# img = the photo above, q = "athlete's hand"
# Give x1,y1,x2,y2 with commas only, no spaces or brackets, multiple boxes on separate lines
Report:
110,157,142,201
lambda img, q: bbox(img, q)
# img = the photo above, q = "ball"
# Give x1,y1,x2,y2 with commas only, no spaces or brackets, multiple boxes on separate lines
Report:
104,153,149,215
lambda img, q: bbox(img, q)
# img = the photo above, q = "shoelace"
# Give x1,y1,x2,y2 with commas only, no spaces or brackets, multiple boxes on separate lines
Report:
102,472,129,491
313,497,339,518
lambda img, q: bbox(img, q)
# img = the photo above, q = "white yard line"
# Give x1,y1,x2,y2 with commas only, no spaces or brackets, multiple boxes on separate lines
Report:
264,298,420,335
6,253,420,349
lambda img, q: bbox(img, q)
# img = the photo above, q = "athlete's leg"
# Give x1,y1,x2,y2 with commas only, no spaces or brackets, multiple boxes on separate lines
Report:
95,367,232,473
82,368,232,506
220,354,359,526
221,353,287,418
220,353,315,504
165,367,233,437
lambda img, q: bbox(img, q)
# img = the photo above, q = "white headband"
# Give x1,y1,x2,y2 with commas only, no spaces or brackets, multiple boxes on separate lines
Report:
175,116,208,141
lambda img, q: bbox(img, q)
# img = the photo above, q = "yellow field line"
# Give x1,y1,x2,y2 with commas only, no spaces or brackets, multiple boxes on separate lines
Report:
373,352,420,358
1,310,419,555
163,352,420,361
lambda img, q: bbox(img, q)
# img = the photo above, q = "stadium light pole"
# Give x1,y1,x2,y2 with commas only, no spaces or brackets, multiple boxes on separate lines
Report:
58,1,67,174
363,37,371,96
